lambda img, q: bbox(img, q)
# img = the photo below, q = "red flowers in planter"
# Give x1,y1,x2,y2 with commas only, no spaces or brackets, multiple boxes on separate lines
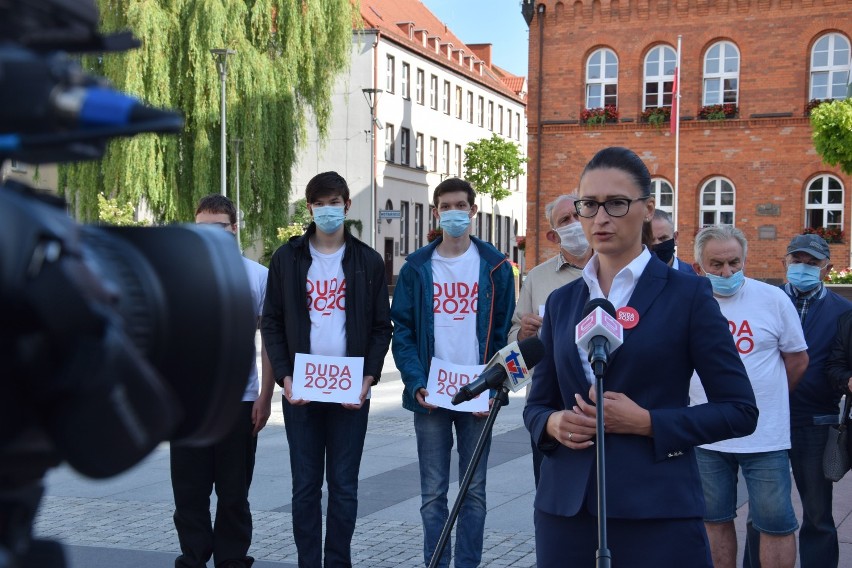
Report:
698,103,738,120
581,105,619,124
803,226,844,243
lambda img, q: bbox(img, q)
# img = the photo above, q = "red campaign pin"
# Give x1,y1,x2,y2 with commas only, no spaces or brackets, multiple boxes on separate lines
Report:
616,306,639,329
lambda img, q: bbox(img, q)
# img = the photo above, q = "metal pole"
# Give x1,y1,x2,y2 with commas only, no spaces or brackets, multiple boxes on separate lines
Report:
362,88,383,250
211,49,236,196
232,138,242,250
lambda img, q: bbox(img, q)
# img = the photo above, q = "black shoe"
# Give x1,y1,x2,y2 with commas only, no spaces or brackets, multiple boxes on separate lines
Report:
216,556,255,568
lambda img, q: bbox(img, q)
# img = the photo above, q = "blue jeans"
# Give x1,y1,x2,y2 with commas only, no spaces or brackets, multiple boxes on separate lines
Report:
414,409,491,568
282,398,370,568
695,448,798,534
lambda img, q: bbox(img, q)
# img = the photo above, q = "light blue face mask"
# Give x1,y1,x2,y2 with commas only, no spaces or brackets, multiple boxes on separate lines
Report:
439,210,471,238
312,205,345,234
786,263,823,292
705,270,745,296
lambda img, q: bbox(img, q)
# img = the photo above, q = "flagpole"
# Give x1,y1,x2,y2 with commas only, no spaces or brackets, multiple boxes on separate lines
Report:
673,35,682,231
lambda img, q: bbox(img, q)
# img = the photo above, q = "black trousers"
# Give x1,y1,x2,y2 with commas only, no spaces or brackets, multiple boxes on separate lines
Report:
171,401,257,568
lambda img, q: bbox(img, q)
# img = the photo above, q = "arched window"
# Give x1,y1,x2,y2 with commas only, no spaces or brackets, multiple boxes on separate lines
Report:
700,178,735,226
805,174,844,230
651,178,674,214
586,48,618,109
644,46,676,109
703,41,739,105
810,33,851,100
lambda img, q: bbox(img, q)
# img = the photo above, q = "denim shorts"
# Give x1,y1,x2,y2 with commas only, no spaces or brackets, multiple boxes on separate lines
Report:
695,448,799,535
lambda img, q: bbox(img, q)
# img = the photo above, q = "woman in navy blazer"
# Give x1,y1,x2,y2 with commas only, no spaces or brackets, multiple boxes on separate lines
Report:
524,147,758,567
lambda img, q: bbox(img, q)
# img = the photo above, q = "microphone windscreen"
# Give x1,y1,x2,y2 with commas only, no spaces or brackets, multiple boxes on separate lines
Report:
517,336,545,368
582,298,616,318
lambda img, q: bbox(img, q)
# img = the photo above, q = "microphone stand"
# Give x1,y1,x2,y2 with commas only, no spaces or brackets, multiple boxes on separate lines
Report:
592,359,611,568
428,385,510,568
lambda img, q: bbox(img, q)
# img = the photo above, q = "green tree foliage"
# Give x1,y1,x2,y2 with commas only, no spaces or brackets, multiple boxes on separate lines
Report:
97,193,149,226
463,133,527,242
811,99,852,175
61,0,357,243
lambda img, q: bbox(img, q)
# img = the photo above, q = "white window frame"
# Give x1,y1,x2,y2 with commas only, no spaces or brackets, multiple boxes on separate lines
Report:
386,55,395,94
810,33,851,101
805,174,844,230
442,141,450,175
415,203,424,249
455,85,463,119
442,80,451,114
477,96,484,127
400,201,410,254
429,136,437,171
644,45,676,109
651,178,674,214
400,127,410,166
401,62,410,99
454,144,462,177
585,48,618,109
430,74,438,110
700,177,736,227
703,41,739,105
415,132,424,168
384,124,395,162
416,69,425,105
467,91,474,123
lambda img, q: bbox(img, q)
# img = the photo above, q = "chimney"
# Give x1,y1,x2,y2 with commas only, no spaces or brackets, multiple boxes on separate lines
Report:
467,43,493,70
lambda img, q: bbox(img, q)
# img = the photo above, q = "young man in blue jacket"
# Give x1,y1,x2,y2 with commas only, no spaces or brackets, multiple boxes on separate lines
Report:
391,177,515,568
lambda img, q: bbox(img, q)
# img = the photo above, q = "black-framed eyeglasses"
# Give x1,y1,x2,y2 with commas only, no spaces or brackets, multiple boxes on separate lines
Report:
197,221,232,228
573,196,651,218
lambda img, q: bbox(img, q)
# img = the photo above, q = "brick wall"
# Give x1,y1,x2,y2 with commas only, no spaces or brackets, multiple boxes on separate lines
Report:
524,0,852,279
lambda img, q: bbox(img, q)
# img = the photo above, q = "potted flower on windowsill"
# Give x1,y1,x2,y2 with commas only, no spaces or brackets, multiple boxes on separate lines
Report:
581,105,619,125
427,227,442,242
698,103,738,120
641,106,671,127
825,267,852,301
803,226,844,244
805,98,834,117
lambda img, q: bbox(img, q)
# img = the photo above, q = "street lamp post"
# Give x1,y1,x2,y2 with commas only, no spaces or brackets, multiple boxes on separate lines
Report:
362,87,383,249
231,138,243,250
211,48,236,196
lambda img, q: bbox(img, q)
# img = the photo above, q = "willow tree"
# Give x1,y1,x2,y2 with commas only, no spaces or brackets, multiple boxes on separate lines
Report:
61,0,356,243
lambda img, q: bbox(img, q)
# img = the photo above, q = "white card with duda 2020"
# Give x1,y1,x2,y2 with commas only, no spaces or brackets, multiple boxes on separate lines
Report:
425,357,488,412
292,353,365,404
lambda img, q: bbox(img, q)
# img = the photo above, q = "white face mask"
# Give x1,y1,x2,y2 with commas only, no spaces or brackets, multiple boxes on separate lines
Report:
555,222,589,256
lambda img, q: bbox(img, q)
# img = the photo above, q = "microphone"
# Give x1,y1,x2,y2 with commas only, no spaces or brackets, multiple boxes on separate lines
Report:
575,299,624,377
451,336,545,404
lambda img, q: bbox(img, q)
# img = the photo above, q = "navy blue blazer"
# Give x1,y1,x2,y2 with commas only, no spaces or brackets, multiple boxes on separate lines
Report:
675,256,696,274
524,256,757,520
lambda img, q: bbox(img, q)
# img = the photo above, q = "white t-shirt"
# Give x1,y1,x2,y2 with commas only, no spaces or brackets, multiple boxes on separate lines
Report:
307,242,347,358
689,277,808,452
432,243,480,365
242,256,268,402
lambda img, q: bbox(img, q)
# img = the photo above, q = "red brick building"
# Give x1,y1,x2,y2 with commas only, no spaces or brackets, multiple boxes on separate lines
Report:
522,0,852,280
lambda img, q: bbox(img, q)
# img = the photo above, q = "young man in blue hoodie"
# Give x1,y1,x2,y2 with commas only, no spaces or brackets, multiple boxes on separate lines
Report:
391,177,515,568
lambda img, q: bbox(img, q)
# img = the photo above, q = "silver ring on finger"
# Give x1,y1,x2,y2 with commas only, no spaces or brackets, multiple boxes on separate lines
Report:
568,432,574,441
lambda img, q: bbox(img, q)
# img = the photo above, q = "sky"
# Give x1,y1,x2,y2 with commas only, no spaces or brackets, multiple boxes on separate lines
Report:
420,0,530,78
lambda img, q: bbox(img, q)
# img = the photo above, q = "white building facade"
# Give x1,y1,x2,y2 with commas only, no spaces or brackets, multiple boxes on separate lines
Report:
291,1,528,284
